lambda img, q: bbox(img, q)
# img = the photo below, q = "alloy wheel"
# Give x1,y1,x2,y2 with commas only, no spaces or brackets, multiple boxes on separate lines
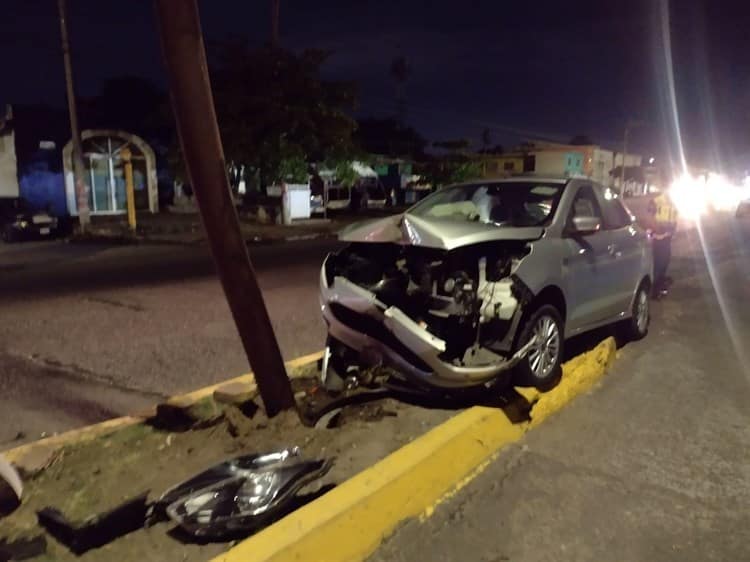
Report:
527,315,561,379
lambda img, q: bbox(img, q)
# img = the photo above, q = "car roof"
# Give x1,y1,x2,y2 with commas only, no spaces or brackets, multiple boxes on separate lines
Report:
450,176,571,188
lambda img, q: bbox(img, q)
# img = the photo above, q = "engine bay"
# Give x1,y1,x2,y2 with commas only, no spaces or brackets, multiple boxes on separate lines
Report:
325,241,534,362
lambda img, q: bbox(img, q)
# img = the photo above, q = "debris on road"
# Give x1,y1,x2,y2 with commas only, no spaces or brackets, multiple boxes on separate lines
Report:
156,448,332,539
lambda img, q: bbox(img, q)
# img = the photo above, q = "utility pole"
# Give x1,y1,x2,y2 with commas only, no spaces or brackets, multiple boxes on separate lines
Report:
270,0,280,48
155,0,295,416
57,0,90,231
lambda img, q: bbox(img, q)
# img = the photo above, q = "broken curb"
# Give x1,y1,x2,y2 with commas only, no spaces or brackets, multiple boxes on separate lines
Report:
214,338,617,562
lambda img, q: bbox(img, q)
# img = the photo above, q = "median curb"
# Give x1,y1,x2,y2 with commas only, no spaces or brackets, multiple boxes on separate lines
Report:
215,337,617,562
1,351,323,471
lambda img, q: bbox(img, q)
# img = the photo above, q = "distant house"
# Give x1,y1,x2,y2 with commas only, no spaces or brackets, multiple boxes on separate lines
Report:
479,154,524,178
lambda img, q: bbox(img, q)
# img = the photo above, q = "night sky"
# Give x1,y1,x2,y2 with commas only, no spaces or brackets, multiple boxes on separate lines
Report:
2,0,749,172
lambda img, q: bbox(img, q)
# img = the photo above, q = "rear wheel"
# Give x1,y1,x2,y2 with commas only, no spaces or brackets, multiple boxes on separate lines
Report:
513,304,564,389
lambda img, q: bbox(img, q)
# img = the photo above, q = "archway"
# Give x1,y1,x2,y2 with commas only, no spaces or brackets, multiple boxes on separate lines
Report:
62,130,158,215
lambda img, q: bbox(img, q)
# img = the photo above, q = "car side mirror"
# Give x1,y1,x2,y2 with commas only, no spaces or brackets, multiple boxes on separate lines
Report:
570,216,601,235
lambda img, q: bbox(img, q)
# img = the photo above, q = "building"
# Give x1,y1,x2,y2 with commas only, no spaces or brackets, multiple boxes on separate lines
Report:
531,149,585,177
479,154,524,178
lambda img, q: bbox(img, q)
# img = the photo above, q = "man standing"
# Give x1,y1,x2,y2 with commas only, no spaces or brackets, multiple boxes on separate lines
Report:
646,191,678,297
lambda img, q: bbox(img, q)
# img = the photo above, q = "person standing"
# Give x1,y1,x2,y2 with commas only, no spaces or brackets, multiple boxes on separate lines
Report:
646,191,678,297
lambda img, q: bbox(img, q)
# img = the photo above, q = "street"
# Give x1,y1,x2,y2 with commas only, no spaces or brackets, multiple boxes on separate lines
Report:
0,238,340,446
2,215,750,561
372,216,750,561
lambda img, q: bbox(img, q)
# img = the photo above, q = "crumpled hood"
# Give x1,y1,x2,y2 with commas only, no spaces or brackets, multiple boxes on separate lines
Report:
339,213,544,250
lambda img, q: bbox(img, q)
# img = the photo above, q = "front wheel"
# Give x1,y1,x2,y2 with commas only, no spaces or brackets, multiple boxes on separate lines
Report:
621,282,650,341
513,304,564,389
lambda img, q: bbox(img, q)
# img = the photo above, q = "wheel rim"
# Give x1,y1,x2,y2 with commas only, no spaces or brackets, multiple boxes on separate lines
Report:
636,289,649,333
527,315,561,379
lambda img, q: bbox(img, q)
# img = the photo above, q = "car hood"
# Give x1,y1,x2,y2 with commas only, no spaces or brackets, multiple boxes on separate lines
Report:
339,213,544,250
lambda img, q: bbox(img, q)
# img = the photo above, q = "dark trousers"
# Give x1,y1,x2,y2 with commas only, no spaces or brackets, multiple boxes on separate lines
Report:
653,237,672,288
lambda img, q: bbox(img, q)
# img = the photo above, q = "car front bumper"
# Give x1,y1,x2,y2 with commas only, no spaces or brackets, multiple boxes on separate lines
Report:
319,255,533,389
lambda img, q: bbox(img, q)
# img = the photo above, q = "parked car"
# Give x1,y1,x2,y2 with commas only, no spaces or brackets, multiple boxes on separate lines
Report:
319,177,653,391
0,198,59,242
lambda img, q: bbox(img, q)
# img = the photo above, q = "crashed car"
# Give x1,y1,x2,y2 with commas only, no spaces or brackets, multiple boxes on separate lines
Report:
320,177,653,391
0,198,59,242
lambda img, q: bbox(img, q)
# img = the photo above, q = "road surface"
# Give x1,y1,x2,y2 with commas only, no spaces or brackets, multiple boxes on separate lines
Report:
371,216,750,562
0,238,340,447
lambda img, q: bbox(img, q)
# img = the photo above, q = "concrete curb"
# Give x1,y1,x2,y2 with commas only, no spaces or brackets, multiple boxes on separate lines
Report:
215,338,617,562
1,351,323,470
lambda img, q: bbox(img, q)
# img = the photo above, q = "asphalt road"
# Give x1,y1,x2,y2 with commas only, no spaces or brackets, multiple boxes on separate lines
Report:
0,237,341,447
372,216,750,562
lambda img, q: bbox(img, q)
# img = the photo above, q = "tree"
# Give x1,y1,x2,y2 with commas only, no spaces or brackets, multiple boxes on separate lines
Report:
433,139,471,152
209,44,358,189
478,144,504,155
82,76,169,141
417,156,482,189
354,117,427,158
569,134,593,146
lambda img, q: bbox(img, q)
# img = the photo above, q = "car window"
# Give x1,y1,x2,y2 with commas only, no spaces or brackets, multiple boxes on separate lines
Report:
569,185,603,223
409,181,564,227
565,185,604,234
598,187,633,229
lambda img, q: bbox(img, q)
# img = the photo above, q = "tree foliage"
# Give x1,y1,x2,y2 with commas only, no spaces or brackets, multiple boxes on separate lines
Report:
417,157,482,189
210,43,358,187
354,117,426,158
432,138,471,152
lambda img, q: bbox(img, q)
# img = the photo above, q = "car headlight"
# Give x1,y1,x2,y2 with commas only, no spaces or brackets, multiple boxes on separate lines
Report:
17,220,28,229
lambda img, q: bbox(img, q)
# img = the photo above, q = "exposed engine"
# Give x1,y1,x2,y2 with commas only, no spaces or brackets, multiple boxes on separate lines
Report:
325,242,532,362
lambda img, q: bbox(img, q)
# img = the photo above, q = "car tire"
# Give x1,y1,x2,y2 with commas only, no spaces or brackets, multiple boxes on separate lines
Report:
513,304,564,389
621,282,650,341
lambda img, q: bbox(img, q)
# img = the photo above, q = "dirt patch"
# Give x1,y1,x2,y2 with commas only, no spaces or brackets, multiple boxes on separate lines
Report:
0,372,456,562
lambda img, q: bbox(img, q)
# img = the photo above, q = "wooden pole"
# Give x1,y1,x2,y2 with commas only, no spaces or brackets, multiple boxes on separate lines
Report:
154,0,296,416
57,0,91,230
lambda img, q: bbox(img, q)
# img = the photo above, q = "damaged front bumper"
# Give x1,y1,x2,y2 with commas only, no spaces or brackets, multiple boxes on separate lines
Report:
320,256,533,389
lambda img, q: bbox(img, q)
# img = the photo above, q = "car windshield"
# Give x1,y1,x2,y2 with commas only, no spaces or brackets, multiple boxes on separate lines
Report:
409,181,565,227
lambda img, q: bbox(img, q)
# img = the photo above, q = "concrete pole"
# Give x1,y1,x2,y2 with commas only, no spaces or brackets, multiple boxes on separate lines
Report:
154,0,295,416
57,0,91,231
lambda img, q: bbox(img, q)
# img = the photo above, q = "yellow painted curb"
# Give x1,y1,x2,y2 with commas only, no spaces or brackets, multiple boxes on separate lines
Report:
2,352,324,468
213,407,526,562
215,337,618,562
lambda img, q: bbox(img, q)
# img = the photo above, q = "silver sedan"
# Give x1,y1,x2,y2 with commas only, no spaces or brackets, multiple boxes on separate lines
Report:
320,177,653,391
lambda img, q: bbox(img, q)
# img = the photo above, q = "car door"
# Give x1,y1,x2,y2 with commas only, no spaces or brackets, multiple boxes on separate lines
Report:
561,184,616,333
596,186,646,316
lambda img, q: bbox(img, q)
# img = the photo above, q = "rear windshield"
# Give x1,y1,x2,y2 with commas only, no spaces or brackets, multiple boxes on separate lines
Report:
409,181,565,227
